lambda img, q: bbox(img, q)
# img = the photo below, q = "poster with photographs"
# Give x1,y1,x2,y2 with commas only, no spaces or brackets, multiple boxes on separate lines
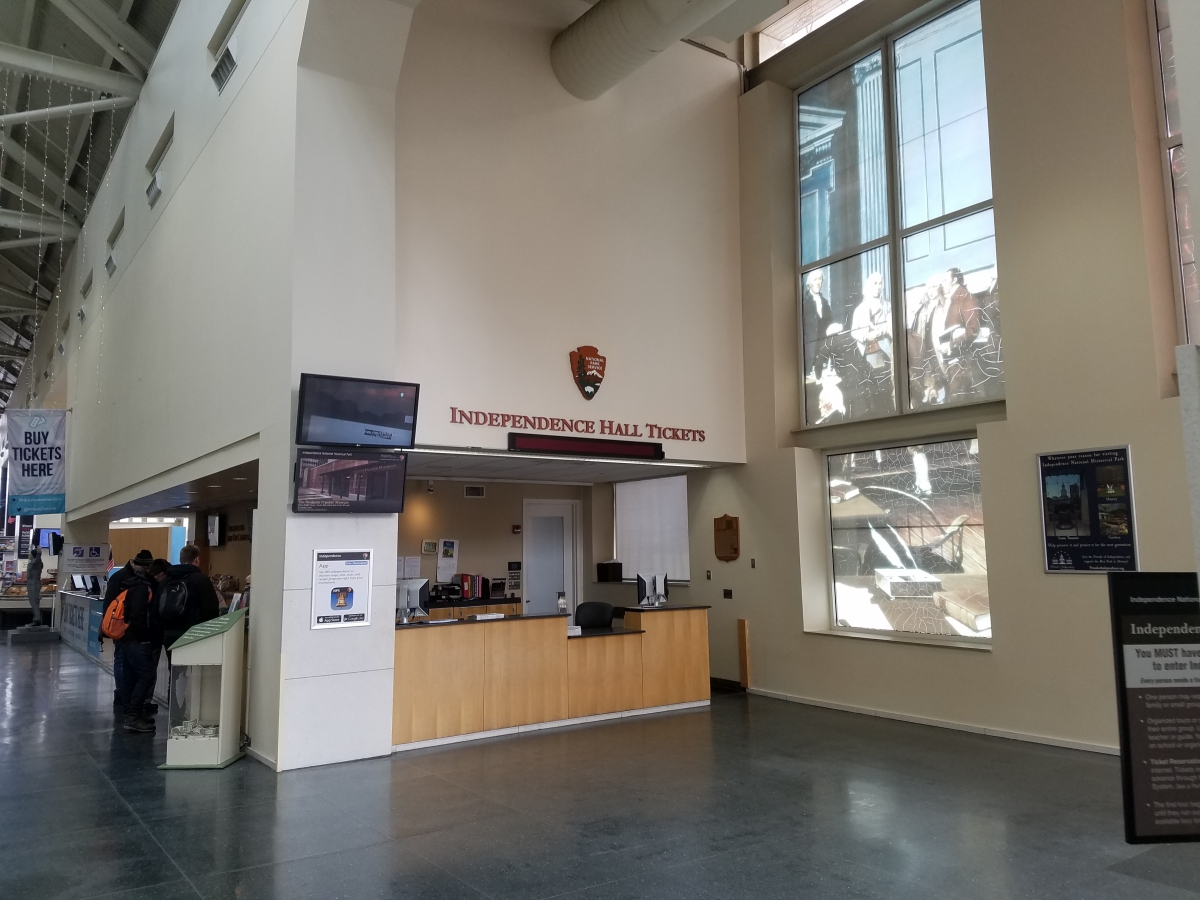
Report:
1039,447,1137,573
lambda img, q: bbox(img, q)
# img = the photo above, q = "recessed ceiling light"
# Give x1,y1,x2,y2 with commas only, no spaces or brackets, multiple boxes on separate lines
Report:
207,484,221,488
232,477,247,481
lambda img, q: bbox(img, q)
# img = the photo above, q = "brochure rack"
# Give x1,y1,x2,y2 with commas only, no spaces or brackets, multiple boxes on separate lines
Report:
162,608,246,769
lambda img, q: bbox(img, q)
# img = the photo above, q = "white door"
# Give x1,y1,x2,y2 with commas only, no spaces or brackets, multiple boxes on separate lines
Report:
522,500,578,617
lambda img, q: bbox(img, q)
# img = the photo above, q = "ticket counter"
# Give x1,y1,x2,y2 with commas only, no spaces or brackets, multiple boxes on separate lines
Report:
392,606,710,749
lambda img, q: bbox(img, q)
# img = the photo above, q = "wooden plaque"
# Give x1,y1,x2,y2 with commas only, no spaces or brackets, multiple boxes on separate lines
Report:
714,514,740,562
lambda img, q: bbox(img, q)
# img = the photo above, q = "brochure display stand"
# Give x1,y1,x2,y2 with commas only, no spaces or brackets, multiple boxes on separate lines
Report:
162,608,246,769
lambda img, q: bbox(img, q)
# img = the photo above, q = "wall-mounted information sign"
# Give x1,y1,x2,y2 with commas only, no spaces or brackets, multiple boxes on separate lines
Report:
1109,572,1200,843
1038,447,1137,572
311,550,372,629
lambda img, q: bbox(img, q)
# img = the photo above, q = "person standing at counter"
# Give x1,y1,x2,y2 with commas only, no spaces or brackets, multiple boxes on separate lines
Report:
160,544,221,655
25,547,43,627
114,566,161,734
104,549,154,711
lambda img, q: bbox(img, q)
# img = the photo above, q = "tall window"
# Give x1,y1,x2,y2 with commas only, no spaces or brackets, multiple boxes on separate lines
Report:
1149,0,1199,342
798,1,1001,427
827,438,989,639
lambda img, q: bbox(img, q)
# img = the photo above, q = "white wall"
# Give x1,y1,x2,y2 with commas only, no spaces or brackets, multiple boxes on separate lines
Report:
692,0,1196,753
394,0,746,464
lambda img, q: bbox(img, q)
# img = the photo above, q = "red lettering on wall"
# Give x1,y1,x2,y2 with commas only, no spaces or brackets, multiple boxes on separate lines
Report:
448,407,707,444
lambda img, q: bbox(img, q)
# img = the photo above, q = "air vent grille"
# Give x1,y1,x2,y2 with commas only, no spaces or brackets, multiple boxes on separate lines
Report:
464,485,486,499
211,46,237,92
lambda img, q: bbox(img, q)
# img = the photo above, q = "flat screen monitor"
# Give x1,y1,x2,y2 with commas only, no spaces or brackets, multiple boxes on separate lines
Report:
72,574,87,590
636,572,669,605
293,448,407,514
296,373,419,449
38,528,61,549
398,578,429,614
88,575,102,595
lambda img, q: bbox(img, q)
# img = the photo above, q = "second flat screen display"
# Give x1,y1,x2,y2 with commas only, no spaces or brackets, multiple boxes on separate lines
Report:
296,373,419,449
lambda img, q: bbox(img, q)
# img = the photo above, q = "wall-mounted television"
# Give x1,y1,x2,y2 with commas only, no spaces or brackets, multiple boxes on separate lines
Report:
293,448,407,514
296,373,419,449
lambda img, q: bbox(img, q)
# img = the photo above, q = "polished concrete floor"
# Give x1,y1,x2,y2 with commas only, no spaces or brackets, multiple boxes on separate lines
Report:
2,642,1199,900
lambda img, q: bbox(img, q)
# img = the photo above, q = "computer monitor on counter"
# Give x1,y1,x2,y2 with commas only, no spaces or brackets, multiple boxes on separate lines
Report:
397,578,429,622
636,573,668,606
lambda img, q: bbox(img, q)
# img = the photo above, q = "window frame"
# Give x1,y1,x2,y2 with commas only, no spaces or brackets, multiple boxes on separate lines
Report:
1145,0,1192,345
793,0,999,430
819,430,992,649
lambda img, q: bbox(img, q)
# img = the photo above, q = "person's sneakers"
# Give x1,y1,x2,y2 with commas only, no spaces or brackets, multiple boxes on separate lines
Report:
122,715,155,733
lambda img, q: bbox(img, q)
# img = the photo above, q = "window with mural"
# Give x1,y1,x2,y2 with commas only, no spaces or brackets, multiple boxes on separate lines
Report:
826,438,989,640
1149,0,1199,343
798,1,1001,427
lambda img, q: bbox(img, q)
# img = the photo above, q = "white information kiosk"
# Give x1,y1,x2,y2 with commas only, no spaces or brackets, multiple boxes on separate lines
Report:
163,608,246,769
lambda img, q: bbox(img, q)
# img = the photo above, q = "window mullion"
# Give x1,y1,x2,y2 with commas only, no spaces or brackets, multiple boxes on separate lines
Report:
882,33,909,417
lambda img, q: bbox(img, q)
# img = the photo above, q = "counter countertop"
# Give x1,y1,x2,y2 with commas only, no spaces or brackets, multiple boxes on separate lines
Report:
396,612,567,630
426,598,521,609
570,626,645,639
619,605,712,613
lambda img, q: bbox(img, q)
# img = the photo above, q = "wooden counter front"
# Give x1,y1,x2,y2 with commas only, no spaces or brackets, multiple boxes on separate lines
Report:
623,607,710,707
484,615,568,729
566,632,643,718
392,607,709,748
393,622,486,745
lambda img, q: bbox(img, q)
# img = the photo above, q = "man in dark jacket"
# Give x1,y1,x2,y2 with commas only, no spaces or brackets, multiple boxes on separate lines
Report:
160,544,221,652
115,566,161,733
104,549,153,711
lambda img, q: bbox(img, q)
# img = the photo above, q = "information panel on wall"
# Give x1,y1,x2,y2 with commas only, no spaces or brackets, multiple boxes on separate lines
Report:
6,409,66,515
1109,572,1200,843
311,549,372,629
60,543,111,575
1038,447,1137,572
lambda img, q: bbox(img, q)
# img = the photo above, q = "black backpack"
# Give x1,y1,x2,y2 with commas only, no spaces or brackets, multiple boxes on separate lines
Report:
159,576,189,628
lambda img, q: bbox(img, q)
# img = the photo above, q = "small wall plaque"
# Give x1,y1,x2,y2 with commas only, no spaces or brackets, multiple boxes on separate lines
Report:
714,514,740,562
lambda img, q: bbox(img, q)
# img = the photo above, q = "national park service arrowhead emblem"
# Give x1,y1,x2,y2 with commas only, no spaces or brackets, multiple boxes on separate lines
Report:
569,346,606,400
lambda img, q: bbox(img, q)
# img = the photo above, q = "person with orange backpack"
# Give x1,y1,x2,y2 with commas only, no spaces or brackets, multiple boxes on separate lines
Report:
103,549,154,712
102,561,162,733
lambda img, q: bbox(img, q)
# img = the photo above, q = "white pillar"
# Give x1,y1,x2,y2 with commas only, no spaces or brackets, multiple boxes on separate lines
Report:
260,0,419,770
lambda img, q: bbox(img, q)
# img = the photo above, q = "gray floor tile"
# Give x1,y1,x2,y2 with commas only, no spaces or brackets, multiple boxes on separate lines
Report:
0,823,181,900
193,841,485,900
144,792,392,878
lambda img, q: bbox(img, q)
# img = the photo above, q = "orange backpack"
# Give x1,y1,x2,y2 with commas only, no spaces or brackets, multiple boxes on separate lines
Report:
101,589,130,640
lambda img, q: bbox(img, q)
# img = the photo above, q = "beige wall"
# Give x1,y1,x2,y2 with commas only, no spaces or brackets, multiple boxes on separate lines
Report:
393,0,746,464
695,0,1197,752
206,502,254,585
399,480,586,586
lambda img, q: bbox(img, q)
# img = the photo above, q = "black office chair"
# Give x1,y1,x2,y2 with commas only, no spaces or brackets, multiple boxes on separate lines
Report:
575,601,614,630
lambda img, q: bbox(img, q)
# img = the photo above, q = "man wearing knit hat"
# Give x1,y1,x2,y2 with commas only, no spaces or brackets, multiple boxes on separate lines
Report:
103,550,154,713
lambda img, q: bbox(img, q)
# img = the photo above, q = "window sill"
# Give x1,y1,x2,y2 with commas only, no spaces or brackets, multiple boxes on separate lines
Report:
809,626,992,652
793,400,1006,450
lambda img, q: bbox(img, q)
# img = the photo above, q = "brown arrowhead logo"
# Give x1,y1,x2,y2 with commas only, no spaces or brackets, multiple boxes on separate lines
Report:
569,346,605,400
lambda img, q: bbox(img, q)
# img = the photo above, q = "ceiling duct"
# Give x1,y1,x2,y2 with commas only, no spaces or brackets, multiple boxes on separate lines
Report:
551,0,740,100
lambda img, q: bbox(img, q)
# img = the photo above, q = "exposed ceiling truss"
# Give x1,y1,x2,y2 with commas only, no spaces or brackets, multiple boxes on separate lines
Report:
0,0,177,411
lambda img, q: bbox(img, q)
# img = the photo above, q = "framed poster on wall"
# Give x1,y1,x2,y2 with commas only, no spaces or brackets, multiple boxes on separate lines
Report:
1108,571,1200,843
310,549,372,629
1038,447,1137,573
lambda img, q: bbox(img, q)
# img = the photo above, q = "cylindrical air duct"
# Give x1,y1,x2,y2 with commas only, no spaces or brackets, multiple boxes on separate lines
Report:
551,0,738,100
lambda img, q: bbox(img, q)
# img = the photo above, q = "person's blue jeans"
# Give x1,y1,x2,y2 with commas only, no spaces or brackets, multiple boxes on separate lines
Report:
112,641,126,706
117,641,159,718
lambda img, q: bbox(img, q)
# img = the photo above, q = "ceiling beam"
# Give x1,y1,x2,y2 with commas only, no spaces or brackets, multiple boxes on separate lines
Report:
44,0,146,80
0,307,45,319
0,177,75,224
70,0,156,71
0,95,134,128
0,134,89,216
0,346,30,361
0,42,142,98
0,282,49,311
0,209,80,237
0,235,69,251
